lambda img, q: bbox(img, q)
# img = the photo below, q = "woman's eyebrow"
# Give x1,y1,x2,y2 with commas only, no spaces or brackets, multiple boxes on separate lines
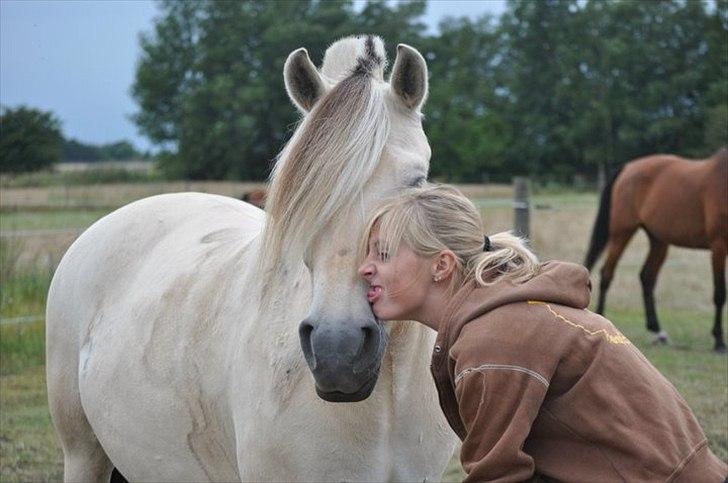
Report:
367,240,379,255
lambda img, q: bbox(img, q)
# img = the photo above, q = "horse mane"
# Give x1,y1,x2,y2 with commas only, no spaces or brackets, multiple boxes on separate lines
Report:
259,36,390,289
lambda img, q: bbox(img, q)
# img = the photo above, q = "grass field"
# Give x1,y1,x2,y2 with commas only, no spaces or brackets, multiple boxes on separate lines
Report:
0,182,726,481
0,210,109,231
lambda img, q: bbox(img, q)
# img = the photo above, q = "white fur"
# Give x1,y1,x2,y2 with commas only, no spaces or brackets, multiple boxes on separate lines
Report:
321,35,387,82
46,36,455,482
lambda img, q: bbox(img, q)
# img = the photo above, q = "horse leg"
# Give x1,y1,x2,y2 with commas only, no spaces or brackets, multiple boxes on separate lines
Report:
710,240,726,352
640,234,669,344
47,322,115,482
596,230,636,315
47,370,115,482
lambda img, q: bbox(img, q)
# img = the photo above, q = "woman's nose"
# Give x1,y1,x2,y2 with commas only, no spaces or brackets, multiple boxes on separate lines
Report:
358,261,374,280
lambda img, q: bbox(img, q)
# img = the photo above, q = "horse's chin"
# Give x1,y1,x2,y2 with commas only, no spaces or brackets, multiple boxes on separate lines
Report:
315,374,378,403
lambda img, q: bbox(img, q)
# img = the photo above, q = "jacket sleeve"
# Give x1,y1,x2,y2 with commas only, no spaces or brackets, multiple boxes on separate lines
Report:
454,365,549,483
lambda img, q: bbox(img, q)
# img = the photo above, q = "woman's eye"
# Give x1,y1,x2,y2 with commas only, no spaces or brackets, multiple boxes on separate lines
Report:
378,251,390,262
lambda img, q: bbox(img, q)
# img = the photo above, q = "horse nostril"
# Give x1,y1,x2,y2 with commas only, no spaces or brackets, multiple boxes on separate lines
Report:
361,325,373,342
299,320,316,369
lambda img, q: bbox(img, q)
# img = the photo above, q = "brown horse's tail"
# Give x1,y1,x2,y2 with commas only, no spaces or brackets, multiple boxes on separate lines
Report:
584,165,625,271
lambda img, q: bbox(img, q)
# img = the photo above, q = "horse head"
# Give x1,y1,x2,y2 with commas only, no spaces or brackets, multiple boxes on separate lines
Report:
262,35,430,402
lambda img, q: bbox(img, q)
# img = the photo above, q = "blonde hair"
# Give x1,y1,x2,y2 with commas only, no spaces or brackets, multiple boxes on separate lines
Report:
361,184,540,287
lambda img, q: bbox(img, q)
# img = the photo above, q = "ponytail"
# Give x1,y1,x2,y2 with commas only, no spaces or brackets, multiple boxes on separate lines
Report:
469,232,540,286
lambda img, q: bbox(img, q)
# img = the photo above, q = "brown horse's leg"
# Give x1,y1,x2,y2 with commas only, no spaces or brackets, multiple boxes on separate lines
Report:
640,234,669,344
710,240,727,352
596,230,636,315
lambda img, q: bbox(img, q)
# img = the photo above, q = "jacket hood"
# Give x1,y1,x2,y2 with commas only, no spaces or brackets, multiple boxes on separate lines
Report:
436,261,592,350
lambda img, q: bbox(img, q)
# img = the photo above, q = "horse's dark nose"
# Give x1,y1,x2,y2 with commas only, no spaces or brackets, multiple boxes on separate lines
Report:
298,317,386,402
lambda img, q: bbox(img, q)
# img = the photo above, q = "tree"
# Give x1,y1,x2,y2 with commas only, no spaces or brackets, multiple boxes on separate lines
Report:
132,0,428,180
498,0,594,178
496,0,722,180
0,105,63,173
422,16,510,181
133,0,725,182
99,140,139,160
700,0,728,152
63,138,143,161
63,138,102,161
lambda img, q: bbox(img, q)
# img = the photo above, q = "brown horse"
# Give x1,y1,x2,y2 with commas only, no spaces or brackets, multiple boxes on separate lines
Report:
584,147,727,352
241,188,267,209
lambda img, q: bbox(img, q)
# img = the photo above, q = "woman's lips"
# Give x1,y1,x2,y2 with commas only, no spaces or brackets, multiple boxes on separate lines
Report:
367,285,382,303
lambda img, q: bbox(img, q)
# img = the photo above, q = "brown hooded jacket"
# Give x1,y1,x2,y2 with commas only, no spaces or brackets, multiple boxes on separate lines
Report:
430,261,727,482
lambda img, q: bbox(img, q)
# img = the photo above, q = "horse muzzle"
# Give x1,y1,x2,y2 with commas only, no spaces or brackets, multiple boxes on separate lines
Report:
298,317,388,402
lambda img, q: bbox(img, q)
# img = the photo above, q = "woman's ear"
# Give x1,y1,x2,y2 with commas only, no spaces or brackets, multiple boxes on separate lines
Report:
432,250,457,282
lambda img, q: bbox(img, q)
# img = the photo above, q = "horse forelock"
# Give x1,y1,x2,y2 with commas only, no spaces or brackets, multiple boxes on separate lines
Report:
321,35,387,82
260,66,391,291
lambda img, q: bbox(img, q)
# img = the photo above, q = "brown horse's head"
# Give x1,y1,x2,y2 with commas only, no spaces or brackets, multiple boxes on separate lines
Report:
241,189,267,209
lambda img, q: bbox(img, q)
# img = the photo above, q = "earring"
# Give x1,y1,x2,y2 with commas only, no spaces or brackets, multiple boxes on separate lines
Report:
433,276,441,282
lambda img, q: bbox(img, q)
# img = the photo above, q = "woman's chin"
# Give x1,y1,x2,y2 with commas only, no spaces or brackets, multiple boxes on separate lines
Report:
373,306,401,322
372,304,390,320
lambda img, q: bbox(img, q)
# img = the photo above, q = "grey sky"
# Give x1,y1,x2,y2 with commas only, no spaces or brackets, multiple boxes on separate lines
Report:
0,0,505,151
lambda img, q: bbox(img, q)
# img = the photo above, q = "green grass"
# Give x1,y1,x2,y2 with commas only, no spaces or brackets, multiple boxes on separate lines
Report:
1,239,53,321
0,209,110,231
0,365,63,482
0,321,45,377
1,238,52,375
0,229,52,479
0,272,53,319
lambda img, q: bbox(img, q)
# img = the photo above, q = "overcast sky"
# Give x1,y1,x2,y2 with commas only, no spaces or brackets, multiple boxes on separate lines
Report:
0,0,505,151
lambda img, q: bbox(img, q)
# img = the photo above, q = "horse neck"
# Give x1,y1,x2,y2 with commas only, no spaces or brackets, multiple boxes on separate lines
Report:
378,321,438,396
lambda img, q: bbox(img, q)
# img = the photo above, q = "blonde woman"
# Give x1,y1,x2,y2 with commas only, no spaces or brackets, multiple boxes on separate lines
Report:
357,184,727,483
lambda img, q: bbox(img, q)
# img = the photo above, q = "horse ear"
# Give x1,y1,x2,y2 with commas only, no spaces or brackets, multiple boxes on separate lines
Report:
389,44,428,111
284,48,326,113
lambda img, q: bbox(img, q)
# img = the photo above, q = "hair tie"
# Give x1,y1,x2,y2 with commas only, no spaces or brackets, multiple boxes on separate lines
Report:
483,235,491,252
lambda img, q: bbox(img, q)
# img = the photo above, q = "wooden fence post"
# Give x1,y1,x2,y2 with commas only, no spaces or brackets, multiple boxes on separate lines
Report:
513,177,530,241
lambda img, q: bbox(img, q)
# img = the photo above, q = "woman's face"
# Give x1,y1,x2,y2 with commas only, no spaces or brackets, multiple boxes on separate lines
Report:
357,226,433,321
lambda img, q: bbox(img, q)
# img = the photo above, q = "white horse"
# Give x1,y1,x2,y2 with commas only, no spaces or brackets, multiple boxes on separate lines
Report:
46,35,457,482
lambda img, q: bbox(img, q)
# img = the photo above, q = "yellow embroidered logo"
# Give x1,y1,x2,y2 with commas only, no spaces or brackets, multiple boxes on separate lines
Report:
527,301,630,345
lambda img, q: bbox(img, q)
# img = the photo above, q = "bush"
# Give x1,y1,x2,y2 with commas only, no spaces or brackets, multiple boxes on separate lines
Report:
0,106,63,173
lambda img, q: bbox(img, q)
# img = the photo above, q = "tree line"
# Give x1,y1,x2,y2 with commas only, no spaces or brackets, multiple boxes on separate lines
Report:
62,138,146,163
0,105,148,173
133,0,727,183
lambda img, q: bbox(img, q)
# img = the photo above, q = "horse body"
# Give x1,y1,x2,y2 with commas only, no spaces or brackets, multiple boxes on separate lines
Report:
47,193,256,480
585,148,727,350
47,36,457,482
617,155,725,248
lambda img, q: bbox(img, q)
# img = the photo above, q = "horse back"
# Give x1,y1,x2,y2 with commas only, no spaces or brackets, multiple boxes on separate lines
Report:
612,154,726,248
46,192,264,481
